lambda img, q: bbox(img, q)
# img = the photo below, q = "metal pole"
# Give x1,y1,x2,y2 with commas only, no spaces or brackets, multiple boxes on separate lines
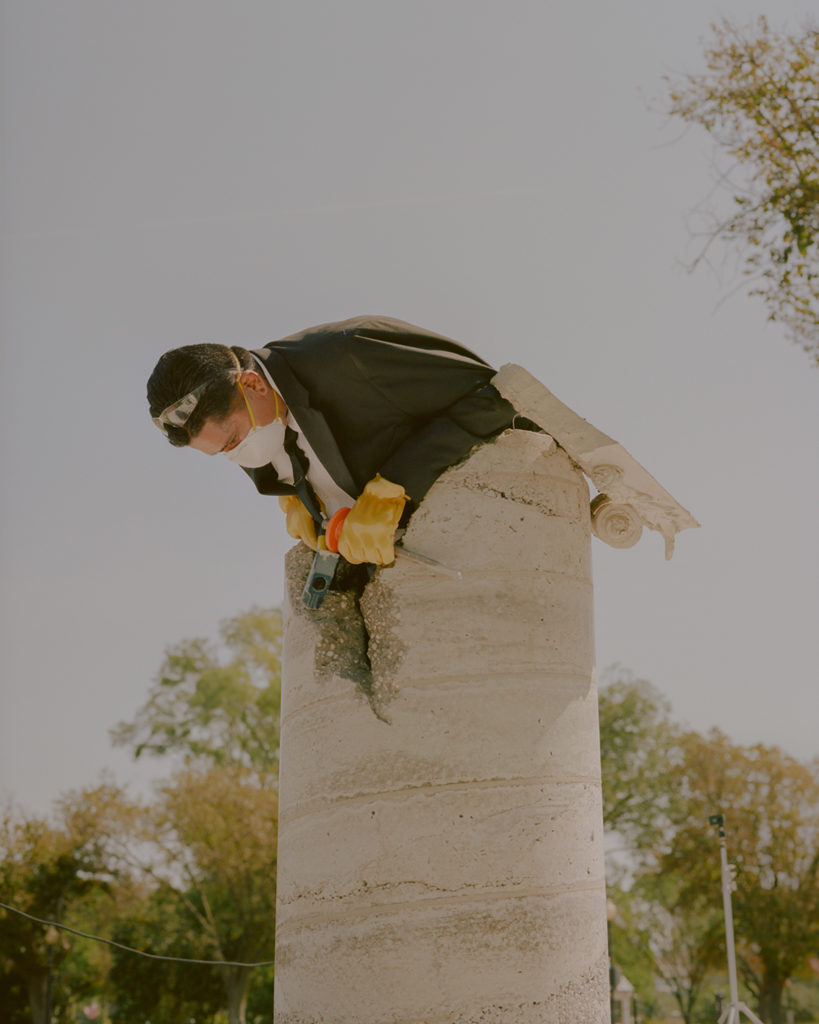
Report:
718,827,740,1010
709,815,766,1024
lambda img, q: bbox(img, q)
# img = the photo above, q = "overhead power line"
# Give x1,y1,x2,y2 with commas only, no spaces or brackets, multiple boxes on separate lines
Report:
0,900,275,968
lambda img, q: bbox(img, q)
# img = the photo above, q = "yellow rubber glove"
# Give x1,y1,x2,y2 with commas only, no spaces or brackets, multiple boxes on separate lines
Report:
278,495,318,551
337,475,408,565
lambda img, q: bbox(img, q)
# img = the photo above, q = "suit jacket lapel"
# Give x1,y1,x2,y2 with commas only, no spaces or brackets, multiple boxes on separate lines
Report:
252,347,359,498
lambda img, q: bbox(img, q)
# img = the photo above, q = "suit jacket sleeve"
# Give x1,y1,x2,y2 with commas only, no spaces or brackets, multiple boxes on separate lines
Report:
269,318,517,511
376,380,516,507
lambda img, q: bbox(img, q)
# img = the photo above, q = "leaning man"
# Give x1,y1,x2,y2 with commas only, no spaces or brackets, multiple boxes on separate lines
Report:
148,315,534,566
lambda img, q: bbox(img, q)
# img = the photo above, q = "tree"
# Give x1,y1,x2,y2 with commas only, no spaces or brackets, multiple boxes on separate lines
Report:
111,606,281,1023
141,765,278,1024
107,882,226,1024
0,784,129,1024
111,606,282,773
666,17,819,363
598,670,683,858
599,676,819,1022
617,868,724,1023
599,674,721,1020
659,730,819,1024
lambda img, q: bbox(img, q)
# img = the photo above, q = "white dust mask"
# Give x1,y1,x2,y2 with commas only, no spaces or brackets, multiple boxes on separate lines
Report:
223,380,286,468
224,418,286,468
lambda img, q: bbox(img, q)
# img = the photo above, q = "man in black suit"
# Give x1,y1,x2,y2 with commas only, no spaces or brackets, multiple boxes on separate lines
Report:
148,315,529,565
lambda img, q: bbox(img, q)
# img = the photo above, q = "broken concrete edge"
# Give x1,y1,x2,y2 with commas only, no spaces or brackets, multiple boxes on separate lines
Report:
283,430,593,720
494,363,700,560
284,544,391,720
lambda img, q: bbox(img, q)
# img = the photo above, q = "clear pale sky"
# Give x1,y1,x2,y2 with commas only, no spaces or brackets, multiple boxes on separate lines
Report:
2,1,817,815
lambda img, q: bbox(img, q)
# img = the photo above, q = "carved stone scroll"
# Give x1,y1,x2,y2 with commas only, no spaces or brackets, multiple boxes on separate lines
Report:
589,494,643,549
494,364,700,559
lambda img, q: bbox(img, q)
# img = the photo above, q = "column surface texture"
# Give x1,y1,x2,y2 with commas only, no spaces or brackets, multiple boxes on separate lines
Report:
275,431,610,1024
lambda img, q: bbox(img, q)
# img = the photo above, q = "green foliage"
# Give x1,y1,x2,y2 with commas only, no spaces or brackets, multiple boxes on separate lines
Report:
666,16,819,363
1,610,283,1024
109,607,282,1024
659,731,819,1024
148,765,278,962
0,970,30,1024
53,886,121,1022
246,964,276,1023
111,606,282,774
599,676,719,1021
599,677,819,1024
598,669,682,860
142,764,278,1024
606,886,664,1019
0,783,132,1024
107,883,225,1024
619,868,724,1023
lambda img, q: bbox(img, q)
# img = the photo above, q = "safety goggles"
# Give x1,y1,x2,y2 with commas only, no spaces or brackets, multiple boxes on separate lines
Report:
152,372,238,436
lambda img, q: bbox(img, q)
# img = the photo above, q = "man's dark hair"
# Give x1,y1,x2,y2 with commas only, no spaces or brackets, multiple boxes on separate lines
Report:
147,344,257,446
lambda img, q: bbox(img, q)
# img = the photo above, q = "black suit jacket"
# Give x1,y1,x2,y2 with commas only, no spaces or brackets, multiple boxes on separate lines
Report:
245,315,518,518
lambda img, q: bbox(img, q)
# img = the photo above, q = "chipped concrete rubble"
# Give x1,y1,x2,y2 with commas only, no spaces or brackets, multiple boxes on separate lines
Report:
284,542,408,721
275,430,612,1023
285,545,378,710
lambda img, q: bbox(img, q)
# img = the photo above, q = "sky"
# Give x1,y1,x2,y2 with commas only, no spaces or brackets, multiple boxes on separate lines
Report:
2,0,817,818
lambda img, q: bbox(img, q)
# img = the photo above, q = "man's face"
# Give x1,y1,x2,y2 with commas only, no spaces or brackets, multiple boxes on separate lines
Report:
188,372,282,455
189,401,252,455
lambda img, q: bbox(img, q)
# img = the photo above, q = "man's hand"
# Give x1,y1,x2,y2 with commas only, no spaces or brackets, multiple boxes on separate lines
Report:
337,475,408,565
279,495,318,550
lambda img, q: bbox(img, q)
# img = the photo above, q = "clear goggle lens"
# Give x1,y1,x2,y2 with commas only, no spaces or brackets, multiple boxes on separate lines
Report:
152,372,238,435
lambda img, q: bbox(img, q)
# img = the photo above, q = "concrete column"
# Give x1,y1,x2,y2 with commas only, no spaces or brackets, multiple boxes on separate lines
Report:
275,431,610,1024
